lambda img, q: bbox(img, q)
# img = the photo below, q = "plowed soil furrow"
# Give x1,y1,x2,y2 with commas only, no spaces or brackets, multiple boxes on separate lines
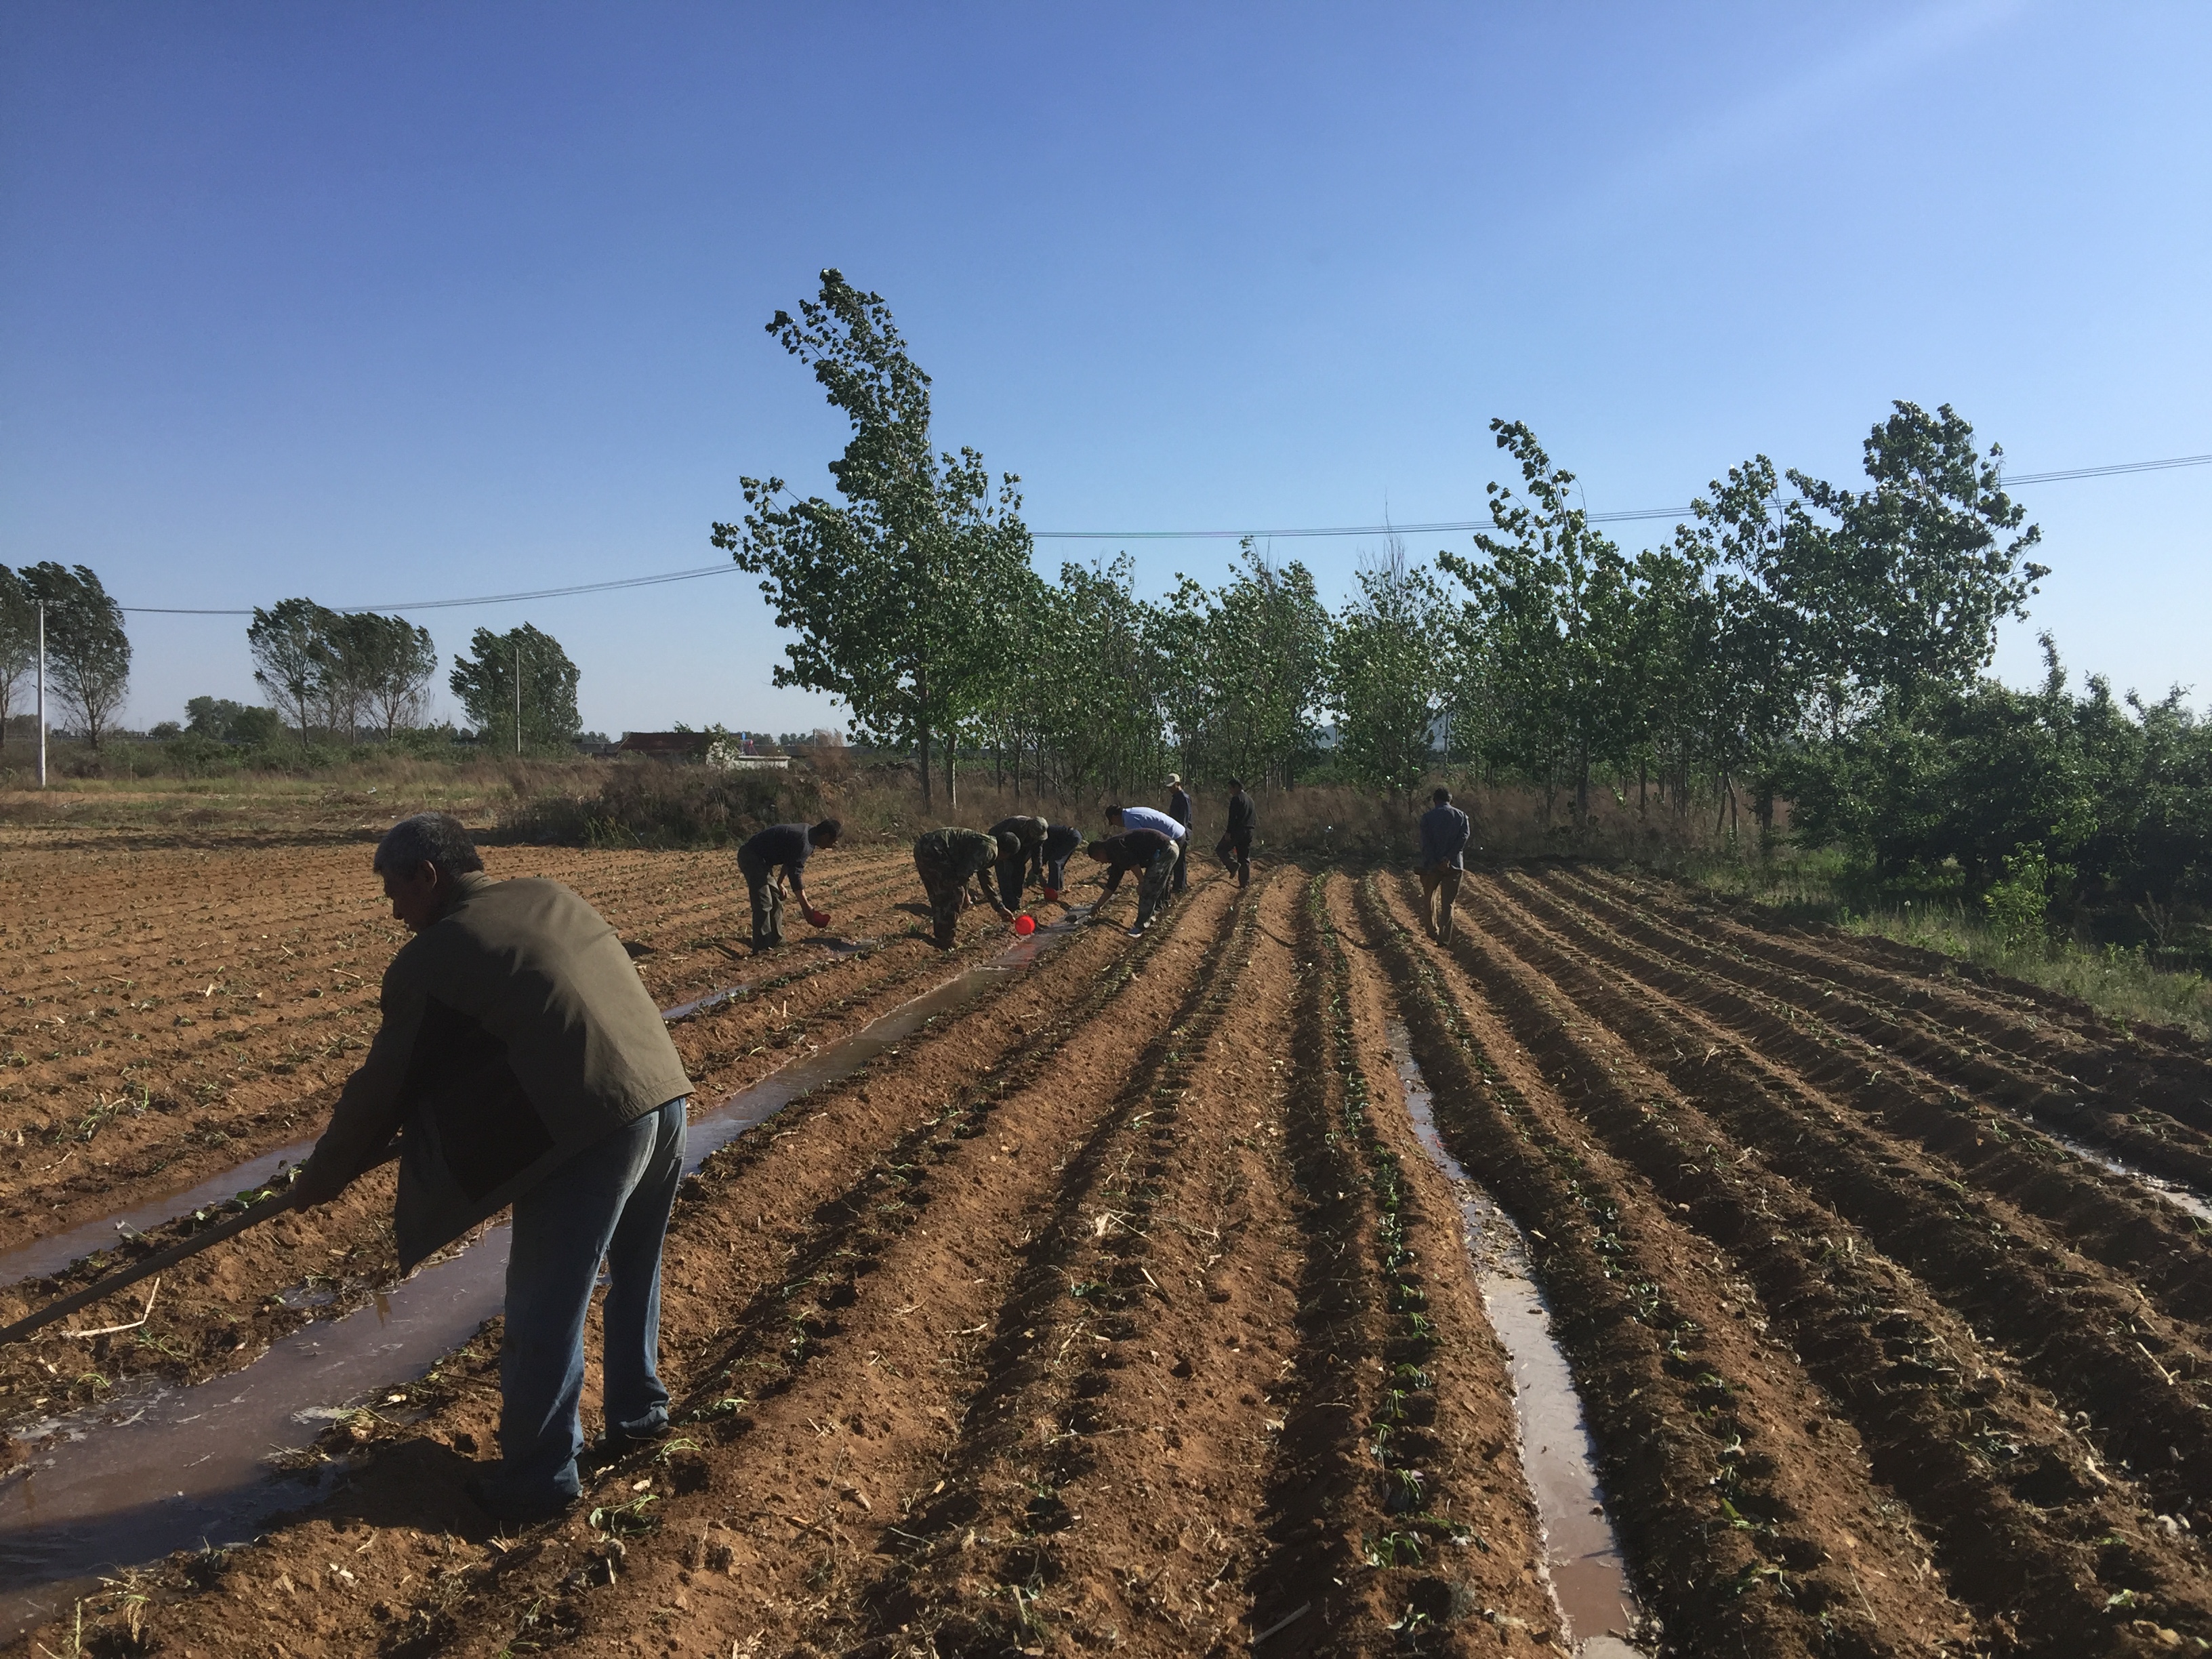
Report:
1450,874,2212,1648
1356,876,1961,1658
10,874,1248,1659
0,859,1058,1432
1303,874,1563,1651
1549,869,2212,1197
817,876,1282,1657
1578,867,2212,1134
1508,873,2212,1333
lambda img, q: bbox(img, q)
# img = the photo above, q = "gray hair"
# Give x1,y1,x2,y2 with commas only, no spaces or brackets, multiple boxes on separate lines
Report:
373,813,484,880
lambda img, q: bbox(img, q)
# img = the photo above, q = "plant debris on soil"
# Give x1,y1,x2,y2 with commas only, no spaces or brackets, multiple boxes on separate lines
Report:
5,838,2210,1657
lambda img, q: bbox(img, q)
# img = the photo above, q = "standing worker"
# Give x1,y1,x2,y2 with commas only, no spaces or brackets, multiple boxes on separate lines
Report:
987,813,1050,910
737,817,841,951
1216,777,1256,889
1085,826,1177,935
912,826,1016,947
1418,786,1473,942
1165,774,1194,893
289,814,695,1524
1040,823,1085,901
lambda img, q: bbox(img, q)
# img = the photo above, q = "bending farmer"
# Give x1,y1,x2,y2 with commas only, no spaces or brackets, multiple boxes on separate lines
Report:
987,814,1050,910
1040,823,1085,899
290,813,695,1525
1418,786,1473,942
913,827,1015,948
1086,827,1176,936
737,818,841,950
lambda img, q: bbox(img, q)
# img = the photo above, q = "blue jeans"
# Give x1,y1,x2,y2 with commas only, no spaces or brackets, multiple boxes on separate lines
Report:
493,1097,687,1502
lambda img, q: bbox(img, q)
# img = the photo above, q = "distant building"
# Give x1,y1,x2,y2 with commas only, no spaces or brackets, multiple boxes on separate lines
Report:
706,735,790,771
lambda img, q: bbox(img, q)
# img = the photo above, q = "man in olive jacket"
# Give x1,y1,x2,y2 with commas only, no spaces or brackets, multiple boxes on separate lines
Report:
291,814,694,1523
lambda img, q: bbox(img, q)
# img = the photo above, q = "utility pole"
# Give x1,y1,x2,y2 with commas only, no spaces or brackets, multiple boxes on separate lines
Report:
35,600,46,789
514,639,522,758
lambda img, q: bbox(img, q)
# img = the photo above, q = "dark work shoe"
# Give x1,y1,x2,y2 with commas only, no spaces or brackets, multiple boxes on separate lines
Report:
588,1417,672,1464
465,1475,577,1527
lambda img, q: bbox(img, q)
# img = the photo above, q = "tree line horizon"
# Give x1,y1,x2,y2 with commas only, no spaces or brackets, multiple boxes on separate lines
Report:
7,270,2211,938
722,269,2212,932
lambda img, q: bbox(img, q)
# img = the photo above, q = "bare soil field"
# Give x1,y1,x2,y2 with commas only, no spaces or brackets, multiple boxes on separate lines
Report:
5,847,2209,1658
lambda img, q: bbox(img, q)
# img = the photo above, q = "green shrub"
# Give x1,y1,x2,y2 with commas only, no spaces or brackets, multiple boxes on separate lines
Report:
1982,844,2069,953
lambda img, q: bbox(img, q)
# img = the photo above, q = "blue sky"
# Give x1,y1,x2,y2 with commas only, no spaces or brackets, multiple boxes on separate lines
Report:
3,2,2207,737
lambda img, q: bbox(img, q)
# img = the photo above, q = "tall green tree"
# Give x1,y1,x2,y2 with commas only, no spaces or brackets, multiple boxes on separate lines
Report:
361,613,441,740
1330,541,1446,806
1036,555,1172,797
327,611,438,741
449,623,581,753
1206,542,1331,790
248,598,339,746
0,566,36,751
1671,456,1801,836
18,563,131,748
714,270,1033,808
1777,401,2045,715
1440,421,1635,826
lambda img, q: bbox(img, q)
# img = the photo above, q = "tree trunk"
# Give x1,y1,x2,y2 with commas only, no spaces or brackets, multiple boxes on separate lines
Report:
945,738,957,809
919,724,933,809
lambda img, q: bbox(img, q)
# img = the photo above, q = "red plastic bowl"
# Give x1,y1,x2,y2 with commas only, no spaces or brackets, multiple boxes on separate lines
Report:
1012,914,1038,937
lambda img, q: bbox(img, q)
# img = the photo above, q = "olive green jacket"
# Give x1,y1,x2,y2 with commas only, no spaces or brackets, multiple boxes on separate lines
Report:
303,872,693,1270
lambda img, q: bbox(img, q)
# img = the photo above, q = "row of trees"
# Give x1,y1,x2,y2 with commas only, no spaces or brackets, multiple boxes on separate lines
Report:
242,602,583,752
0,565,587,756
729,274,2212,921
246,600,441,744
720,272,1341,806
725,274,2048,823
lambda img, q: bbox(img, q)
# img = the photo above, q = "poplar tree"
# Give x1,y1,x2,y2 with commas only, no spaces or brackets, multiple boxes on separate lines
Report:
0,567,35,750
1330,541,1447,808
18,562,131,748
450,624,581,753
716,270,1032,808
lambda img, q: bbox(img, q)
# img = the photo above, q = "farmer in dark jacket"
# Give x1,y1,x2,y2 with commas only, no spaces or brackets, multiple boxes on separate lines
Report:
987,814,1051,909
291,814,694,1524
1086,827,1177,935
1216,778,1256,889
913,826,1015,947
1040,823,1085,899
1417,787,1474,942
737,819,841,950
1166,774,1194,893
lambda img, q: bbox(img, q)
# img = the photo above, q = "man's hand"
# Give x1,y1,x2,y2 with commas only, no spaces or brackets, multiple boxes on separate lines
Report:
289,1155,350,1208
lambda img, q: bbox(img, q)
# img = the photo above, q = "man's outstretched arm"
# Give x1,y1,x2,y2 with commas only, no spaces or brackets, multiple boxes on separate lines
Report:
291,979,423,1206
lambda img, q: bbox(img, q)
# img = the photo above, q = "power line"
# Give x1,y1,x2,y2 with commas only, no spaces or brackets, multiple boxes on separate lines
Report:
113,448,2212,617
123,564,735,617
